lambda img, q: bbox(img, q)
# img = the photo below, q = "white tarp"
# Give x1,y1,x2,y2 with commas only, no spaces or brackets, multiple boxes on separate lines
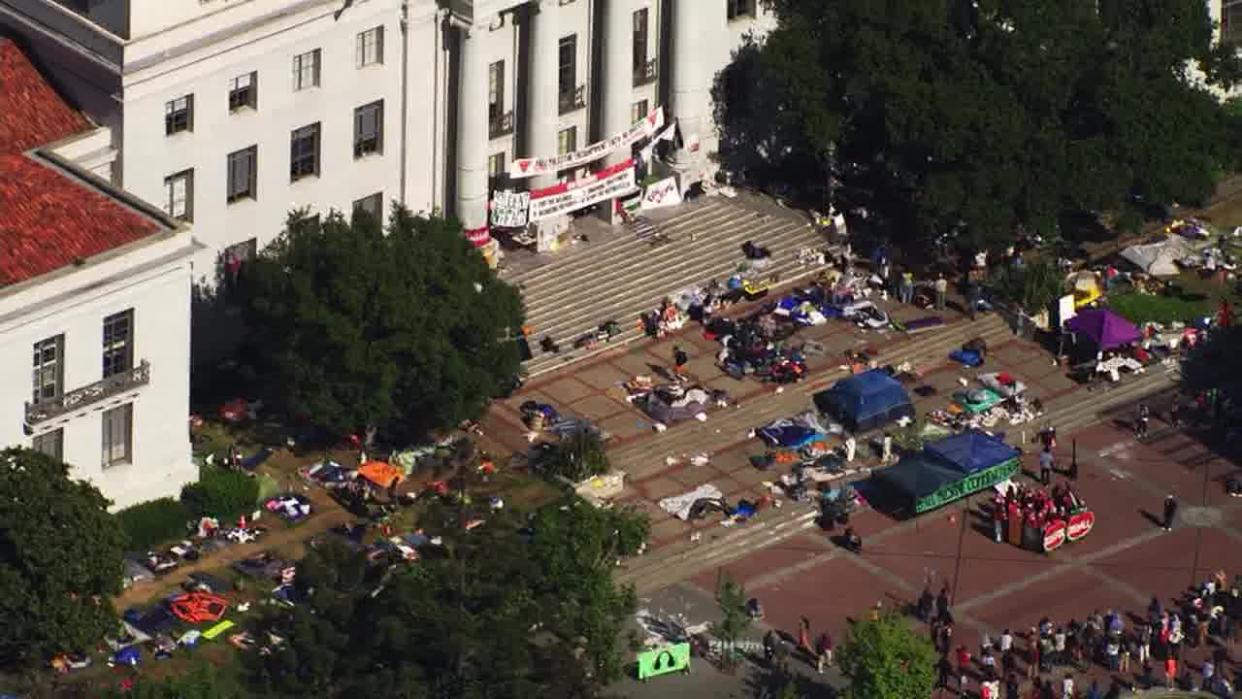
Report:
490,190,530,228
659,484,724,521
528,160,638,221
510,107,664,178
1120,237,1194,276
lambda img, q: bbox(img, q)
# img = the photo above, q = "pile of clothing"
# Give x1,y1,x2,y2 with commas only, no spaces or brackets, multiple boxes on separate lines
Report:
264,494,312,522
709,315,808,383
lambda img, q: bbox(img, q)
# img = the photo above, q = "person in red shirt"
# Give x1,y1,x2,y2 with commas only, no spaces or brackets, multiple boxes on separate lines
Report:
957,645,972,694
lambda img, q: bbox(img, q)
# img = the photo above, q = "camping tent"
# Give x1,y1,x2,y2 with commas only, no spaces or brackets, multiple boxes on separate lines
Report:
871,430,1021,514
813,369,913,432
1120,237,1193,277
924,430,1021,475
1064,308,1141,350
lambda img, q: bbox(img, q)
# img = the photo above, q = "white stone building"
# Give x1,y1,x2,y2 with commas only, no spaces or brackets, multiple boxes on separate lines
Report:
0,39,201,510
0,0,774,274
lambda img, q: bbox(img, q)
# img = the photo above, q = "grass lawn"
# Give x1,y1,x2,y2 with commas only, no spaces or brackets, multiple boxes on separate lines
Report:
1108,271,1239,324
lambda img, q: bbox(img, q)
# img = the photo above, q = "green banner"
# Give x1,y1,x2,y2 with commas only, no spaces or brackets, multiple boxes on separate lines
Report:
915,458,1019,513
637,642,691,680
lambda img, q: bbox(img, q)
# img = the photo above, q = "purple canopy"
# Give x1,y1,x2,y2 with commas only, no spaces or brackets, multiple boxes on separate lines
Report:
1065,308,1141,349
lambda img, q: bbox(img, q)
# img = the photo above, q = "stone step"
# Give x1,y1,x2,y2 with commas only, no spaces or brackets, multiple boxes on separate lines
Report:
512,200,765,293
522,235,828,374
1048,366,1179,435
610,315,1014,478
522,218,812,334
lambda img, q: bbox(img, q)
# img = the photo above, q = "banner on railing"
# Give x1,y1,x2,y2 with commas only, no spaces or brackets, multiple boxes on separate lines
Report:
509,107,663,179
640,176,681,211
528,159,638,221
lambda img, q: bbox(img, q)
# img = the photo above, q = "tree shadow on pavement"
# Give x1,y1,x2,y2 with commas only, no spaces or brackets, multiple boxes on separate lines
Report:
743,663,838,699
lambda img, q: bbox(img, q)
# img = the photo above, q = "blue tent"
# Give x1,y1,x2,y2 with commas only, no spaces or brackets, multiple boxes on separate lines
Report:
813,369,914,432
924,430,1020,475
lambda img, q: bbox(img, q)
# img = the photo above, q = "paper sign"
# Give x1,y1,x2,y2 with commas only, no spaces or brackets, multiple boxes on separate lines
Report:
490,190,530,228
511,107,663,178
636,642,691,680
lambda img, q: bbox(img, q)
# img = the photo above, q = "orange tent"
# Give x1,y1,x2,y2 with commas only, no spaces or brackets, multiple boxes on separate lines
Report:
359,461,405,488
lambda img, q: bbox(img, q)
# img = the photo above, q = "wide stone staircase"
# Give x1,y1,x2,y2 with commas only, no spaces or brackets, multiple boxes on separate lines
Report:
506,194,833,378
616,319,1182,594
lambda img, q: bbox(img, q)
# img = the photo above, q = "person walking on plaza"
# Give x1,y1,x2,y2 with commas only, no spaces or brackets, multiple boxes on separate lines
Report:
672,345,688,380
934,274,948,310
1162,494,1178,532
1040,446,1054,486
1136,402,1151,439
938,654,953,692
815,631,833,672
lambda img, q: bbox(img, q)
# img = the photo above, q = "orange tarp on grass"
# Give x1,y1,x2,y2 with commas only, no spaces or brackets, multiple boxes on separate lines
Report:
359,461,405,488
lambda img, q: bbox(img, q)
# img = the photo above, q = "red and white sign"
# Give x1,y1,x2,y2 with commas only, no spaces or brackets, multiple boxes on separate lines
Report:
463,226,492,249
641,176,682,211
510,107,663,179
1066,510,1095,541
528,159,638,221
1042,520,1067,552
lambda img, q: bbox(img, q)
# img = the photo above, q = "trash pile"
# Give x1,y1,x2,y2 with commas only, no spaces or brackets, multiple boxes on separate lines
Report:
925,371,1044,431
622,376,731,430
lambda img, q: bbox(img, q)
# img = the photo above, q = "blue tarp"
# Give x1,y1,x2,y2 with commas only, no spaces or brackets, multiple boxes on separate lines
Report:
813,369,914,432
923,430,1020,475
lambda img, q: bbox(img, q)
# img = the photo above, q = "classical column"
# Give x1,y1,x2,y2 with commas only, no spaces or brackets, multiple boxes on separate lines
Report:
456,25,489,232
668,0,721,181
601,0,634,166
526,1,560,189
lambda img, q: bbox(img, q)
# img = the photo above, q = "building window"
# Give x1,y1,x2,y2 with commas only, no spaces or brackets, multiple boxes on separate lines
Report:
32,429,63,462
632,99,649,124
354,100,384,157
163,169,193,222
488,152,506,178
632,8,648,79
557,126,577,155
727,0,755,20
102,309,134,378
353,193,383,221
227,146,258,203
1226,0,1242,44
489,60,505,125
290,123,321,181
32,335,64,405
164,95,193,135
357,26,384,67
558,34,577,110
229,72,257,112
102,404,132,469
292,49,321,91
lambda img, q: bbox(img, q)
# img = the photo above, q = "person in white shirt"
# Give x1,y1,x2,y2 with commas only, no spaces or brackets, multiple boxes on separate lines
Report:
1000,629,1013,653
1062,673,1074,699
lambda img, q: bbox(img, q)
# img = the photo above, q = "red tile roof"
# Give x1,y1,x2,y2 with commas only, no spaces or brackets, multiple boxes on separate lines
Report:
0,38,91,155
0,39,164,288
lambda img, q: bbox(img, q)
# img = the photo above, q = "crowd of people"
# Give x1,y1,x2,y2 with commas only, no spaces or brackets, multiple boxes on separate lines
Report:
989,482,1087,548
918,571,1242,698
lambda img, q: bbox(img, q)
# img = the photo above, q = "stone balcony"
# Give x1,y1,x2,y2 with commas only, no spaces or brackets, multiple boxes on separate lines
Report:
24,360,149,428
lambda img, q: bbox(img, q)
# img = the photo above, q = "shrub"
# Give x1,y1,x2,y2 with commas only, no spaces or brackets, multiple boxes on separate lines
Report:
116,498,192,550
180,466,259,521
537,429,610,483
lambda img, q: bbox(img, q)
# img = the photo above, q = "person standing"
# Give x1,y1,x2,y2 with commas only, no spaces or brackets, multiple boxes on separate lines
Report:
815,631,833,672
899,270,914,304
798,616,812,656
993,497,1006,543
1061,673,1074,699
956,645,972,696
1136,403,1151,440
1201,657,1214,691
882,432,893,464
844,433,857,463
934,274,948,310
1169,396,1182,429
968,281,982,321
1040,446,1055,486
672,345,688,380
1162,494,1178,532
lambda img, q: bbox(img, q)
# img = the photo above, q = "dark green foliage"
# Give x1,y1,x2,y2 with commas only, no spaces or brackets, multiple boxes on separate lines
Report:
0,448,125,670
236,207,524,442
103,664,246,698
839,613,937,699
246,497,644,698
537,429,611,483
115,497,192,550
180,466,259,521
989,258,1063,313
715,0,1236,254
1183,325,1242,404
713,573,751,668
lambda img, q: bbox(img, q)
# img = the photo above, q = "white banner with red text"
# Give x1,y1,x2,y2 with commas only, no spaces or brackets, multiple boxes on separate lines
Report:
509,107,663,179
528,159,638,221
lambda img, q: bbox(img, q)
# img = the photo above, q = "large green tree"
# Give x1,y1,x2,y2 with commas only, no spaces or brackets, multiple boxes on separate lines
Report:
838,613,937,699
237,208,524,441
245,497,644,698
714,0,1241,254
0,448,125,670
